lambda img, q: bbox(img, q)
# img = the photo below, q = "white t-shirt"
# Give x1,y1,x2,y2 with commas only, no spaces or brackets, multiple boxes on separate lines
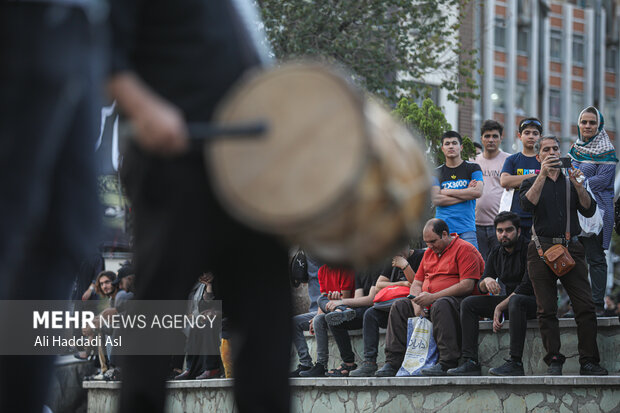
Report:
475,150,511,226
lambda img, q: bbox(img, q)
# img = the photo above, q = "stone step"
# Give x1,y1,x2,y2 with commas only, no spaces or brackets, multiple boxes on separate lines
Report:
293,317,620,375
84,376,620,413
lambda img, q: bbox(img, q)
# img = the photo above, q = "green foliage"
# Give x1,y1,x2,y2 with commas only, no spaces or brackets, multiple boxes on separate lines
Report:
393,98,475,165
258,0,478,105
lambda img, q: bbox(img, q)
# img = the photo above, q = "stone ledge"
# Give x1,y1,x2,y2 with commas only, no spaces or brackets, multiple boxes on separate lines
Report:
302,316,620,337
83,375,620,390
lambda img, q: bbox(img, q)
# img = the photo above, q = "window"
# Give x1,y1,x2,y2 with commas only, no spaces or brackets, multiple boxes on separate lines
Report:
549,89,561,120
492,78,505,112
411,83,440,107
571,92,585,123
550,29,562,60
495,18,506,49
517,27,530,54
605,98,617,131
515,82,530,116
573,34,585,66
606,47,618,72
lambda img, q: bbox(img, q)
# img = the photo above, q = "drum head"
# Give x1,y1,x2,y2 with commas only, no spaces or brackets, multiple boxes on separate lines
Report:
209,64,368,233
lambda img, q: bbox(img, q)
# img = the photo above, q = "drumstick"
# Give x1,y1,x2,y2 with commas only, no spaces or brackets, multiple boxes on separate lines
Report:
187,121,268,140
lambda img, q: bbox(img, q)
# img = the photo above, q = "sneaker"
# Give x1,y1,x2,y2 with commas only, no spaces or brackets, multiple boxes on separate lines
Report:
546,361,563,376
290,364,312,377
447,359,481,376
299,362,327,377
325,309,356,326
421,363,450,376
580,362,608,376
350,361,378,377
375,363,399,377
489,359,525,376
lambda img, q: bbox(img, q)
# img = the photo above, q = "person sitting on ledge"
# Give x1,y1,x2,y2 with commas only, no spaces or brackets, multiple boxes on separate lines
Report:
446,211,537,376
375,218,483,377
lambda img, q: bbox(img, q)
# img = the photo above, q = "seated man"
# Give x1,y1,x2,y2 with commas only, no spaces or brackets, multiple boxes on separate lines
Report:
292,265,354,377
446,211,537,376
376,218,483,376
348,248,424,377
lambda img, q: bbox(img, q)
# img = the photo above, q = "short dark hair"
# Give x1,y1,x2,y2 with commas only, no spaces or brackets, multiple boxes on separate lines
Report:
533,135,561,155
441,130,462,144
493,211,520,229
473,142,483,150
480,119,503,136
518,117,543,134
429,218,449,236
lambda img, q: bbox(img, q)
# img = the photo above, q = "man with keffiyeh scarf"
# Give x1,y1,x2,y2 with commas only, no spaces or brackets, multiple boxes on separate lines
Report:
569,106,618,315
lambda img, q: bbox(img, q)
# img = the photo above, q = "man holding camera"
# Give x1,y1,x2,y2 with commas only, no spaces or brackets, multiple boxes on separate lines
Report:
519,136,607,376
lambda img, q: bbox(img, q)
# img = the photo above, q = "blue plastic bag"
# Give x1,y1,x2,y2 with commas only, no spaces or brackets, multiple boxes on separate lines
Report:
396,316,438,376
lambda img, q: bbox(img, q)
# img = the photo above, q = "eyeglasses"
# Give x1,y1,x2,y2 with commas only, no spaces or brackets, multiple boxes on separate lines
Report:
520,119,542,130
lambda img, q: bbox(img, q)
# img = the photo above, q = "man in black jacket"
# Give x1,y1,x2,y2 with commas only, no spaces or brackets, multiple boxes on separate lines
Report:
107,1,291,412
447,211,537,376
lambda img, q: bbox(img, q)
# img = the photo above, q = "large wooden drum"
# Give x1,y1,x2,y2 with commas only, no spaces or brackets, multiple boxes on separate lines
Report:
208,63,432,268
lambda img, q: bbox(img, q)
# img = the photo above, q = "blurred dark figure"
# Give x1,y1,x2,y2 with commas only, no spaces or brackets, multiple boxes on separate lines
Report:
0,1,106,412
107,1,291,412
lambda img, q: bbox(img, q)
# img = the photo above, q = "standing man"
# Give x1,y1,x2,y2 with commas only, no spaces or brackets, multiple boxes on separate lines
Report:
0,2,105,412
432,131,484,249
475,120,510,261
108,1,292,412
447,211,537,376
500,118,542,241
520,136,607,376
375,219,483,377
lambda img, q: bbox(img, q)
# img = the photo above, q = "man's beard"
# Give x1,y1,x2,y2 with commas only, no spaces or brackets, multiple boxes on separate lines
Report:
500,237,517,248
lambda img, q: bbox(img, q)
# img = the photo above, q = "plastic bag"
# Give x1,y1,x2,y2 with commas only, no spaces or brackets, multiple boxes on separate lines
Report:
498,188,514,213
579,182,604,237
396,316,438,376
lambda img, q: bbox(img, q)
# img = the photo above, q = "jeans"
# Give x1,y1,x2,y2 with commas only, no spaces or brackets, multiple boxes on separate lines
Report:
361,307,389,362
527,240,600,366
313,313,330,365
328,307,368,364
459,230,479,250
292,311,316,367
460,294,537,361
580,232,607,310
306,255,322,313
476,225,498,262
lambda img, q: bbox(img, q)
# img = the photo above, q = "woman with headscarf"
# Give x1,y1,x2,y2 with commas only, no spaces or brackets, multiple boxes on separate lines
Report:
569,106,618,315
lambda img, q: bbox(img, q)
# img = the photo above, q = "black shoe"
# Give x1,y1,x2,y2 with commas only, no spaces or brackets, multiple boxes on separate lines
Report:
299,362,327,377
421,363,450,376
447,359,481,376
580,362,608,376
290,364,312,377
325,309,356,326
375,363,399,377
350,361,378,377
489,359,525,376
546,361,563,376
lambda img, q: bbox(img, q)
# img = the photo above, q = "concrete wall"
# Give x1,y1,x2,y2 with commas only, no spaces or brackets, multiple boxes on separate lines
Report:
85,376,620,413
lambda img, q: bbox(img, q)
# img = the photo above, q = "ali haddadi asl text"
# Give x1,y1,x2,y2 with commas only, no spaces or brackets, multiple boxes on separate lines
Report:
34,335,121,348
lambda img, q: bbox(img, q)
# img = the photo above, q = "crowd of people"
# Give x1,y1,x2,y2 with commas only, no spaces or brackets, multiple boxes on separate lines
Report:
291,110,618,378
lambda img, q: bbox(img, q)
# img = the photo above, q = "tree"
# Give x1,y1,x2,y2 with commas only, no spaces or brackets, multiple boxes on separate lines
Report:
258,0,478,105
393,97,474,164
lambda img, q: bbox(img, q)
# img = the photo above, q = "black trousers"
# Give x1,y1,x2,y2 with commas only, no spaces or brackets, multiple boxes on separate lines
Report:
460,294,537,361
0,4,104,413
385,297,463,368
119,142,291,413
527,240,600,366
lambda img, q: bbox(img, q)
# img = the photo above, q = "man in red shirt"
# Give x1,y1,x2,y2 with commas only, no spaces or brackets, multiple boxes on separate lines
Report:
296,265,355,377
376,218,484,376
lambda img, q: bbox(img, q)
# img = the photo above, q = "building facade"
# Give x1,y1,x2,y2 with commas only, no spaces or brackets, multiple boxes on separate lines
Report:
459,0,619,151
